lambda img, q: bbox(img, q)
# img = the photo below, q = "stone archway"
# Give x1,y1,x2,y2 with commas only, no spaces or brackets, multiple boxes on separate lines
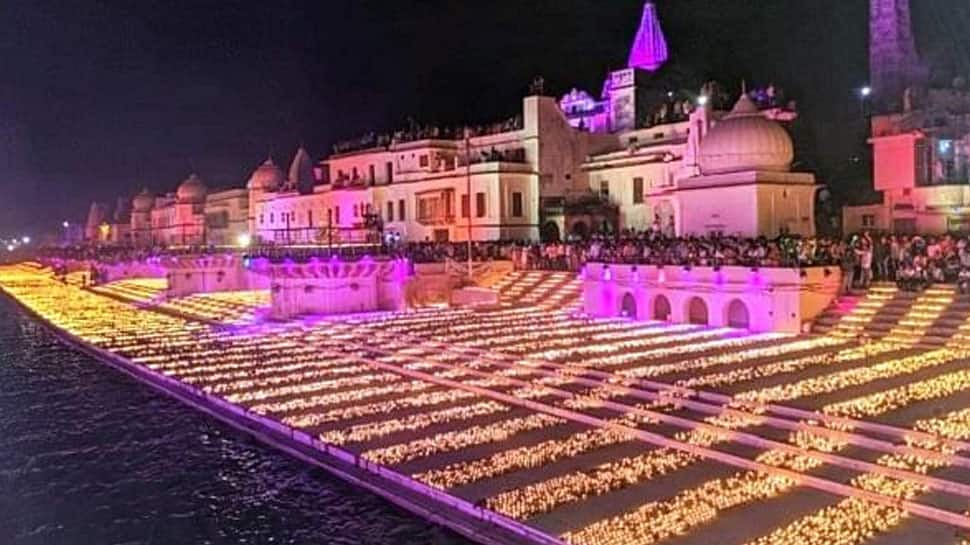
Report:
725,299,750,329
686,296,709,325
653,294,672,321
541,221,561,243
620,292,637,318
571,221,589,239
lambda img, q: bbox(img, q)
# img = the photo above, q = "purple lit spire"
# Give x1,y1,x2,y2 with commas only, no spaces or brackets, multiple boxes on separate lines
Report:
627,1,668,72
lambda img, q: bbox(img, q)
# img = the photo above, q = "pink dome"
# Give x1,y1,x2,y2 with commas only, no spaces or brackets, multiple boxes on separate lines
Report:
132,188,154,212
247,158,285,191
176,173,207,203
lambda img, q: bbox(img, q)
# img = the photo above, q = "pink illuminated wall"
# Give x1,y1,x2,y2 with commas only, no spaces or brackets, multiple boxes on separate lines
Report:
872,134,919,192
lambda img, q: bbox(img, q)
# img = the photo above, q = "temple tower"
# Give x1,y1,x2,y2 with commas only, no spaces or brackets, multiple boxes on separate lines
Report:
627,1,668,72
870,0,927,111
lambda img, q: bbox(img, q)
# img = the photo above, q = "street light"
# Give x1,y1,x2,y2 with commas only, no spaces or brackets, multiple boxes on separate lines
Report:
62,221,70,229
858,85,872,118
21,236,30,244
236,233,252,249
697,95,709,106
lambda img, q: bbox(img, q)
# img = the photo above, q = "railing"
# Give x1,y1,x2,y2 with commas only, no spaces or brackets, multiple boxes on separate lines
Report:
416,215,456,227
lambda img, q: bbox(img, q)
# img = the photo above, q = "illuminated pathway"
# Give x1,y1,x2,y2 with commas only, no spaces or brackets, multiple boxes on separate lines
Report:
4,264,970,545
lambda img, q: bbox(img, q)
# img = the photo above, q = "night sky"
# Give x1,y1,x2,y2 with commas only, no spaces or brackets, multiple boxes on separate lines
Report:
2,0,969,236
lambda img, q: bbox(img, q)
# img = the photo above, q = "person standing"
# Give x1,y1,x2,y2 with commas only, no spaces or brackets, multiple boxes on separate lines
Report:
859,243,874,289
840,245,858,295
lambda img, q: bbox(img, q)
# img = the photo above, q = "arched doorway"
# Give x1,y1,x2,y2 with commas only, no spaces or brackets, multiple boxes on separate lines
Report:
621,292,637,318
540,221,561,243
571,221,589,239
726,299,750,329
686,297,709,325
653,294,672,321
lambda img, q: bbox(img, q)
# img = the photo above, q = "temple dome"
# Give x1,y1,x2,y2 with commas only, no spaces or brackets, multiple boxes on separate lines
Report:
132,188,154,212
176,173,207,203
698,94,794,175
247,157,285,191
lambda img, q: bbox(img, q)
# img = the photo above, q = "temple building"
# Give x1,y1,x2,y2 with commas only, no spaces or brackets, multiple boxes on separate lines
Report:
86,1,815,247
843,0,970,234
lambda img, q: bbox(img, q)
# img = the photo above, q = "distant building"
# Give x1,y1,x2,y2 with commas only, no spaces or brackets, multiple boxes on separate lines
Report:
844,0,970,234
86,1,815,247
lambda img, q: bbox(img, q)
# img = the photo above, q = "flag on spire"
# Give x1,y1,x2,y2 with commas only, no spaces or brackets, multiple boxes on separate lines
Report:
627,1,668,72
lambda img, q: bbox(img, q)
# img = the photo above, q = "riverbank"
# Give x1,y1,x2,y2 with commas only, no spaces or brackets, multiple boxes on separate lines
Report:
0,273,561,545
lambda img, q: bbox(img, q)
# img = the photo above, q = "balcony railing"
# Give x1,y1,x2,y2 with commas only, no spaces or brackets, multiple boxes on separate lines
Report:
416,215,456,226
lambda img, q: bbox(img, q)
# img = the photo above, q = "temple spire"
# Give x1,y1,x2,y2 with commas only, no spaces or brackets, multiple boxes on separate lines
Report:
627,1,668,72
869,0,928,111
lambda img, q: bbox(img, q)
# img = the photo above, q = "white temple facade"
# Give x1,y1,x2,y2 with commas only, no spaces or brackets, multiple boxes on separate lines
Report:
89,1,816,247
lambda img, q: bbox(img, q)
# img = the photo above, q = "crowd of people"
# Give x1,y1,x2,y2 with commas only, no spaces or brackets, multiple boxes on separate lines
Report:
331,116,525,155
37,230,970,295
835,233,970,294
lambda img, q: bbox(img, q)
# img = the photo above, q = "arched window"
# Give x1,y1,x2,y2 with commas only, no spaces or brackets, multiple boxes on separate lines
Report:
653,294,672,321
686,297,709,325
726,299,750,329
621,293,637,319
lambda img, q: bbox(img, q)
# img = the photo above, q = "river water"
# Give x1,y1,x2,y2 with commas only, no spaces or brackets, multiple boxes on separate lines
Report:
0,300,468,545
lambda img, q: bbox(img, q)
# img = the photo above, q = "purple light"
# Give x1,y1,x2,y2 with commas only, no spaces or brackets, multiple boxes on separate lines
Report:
627,1,668,72
603,266,612,281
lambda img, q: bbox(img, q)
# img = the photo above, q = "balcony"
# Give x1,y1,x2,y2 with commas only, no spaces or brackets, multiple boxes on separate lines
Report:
416,215,456,227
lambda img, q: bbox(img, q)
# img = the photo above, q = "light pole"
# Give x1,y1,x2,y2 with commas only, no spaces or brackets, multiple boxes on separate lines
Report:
859,86,872,118
465,128,473,280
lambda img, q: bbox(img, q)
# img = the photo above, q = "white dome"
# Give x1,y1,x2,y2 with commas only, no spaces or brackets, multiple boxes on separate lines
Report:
132,188,154,212
247,158,285,191
176,173,207,203
698,94,794,175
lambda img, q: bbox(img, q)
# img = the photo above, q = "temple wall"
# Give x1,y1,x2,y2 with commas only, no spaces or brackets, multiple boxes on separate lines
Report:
164,256,268,297
267,259,410,320
582,263,840,334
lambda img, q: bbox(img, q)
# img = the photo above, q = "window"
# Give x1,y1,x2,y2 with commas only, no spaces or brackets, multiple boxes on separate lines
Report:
511,192,523,217
334,206,340,224
385,161,393,183
862,214,875,227
633,178,644,204
461,194,470,218
916,139,931,185
475,192,486,218
352,167,359,180
368,164,375,185
259,214,264,225
387,201,394,222
398,199,405,221
327,208,333,224
270,212,274,224
353,204,358,217
419,154,429,167
599,181,609,199
307,210,313,227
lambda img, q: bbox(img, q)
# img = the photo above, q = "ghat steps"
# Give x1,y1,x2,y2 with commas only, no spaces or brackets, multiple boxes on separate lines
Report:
488,271,582,311
813,283,970,348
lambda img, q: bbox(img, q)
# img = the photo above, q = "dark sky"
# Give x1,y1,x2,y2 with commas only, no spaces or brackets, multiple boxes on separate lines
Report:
2,0,969,235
